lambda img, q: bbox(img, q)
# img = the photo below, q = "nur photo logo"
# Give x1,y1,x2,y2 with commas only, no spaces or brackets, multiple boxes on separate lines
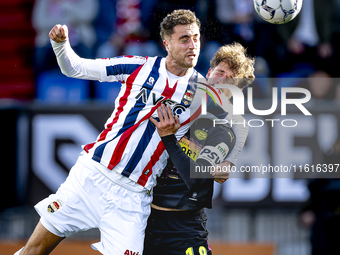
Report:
199,83,312,128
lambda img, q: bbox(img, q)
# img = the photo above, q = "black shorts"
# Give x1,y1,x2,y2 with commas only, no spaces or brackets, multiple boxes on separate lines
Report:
143,208,212,255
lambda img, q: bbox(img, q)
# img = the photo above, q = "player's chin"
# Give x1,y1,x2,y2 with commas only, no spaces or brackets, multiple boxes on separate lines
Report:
184,58,198,68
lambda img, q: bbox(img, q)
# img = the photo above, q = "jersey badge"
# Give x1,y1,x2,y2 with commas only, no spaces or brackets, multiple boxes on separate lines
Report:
47,199,62,213
182,89,195,105
194,129,207,141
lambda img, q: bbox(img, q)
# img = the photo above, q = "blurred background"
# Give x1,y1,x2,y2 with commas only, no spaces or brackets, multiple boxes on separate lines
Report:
1,0,340,254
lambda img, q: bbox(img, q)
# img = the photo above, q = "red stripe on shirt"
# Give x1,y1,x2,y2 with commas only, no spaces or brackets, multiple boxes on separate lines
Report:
84,142,96,153
162,78,178,98
100,63,145,143
137,141,165,186
84,59,148,154
108,77,178,170
107,100,163,169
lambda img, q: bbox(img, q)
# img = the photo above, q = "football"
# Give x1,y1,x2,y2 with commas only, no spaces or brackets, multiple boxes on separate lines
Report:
254,0,303,24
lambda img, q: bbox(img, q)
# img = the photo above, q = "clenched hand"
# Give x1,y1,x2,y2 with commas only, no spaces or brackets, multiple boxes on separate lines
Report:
49,24,68,43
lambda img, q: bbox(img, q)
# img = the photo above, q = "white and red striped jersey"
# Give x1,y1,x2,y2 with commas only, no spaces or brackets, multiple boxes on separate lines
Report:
52,40,248,190
85,56,205,190
52,40,206,190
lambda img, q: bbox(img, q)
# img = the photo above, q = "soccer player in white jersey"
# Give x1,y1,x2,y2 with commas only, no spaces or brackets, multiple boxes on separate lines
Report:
15,10,246,255
15,9,202,255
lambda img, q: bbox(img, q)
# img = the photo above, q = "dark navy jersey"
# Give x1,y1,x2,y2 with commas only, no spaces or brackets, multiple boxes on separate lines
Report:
152,118,236,210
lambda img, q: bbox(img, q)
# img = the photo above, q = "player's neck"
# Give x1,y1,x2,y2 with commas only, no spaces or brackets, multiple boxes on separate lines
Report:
165,58,192,77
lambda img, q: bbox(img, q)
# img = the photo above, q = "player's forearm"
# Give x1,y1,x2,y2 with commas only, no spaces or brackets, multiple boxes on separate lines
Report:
161,135,206,190
51,39,102,80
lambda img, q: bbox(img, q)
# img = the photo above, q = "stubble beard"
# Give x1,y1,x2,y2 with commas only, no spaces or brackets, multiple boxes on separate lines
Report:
171,51,197,69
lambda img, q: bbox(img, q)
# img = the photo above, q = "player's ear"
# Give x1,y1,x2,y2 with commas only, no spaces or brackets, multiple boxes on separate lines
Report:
163,39,170,51
206,68,212,79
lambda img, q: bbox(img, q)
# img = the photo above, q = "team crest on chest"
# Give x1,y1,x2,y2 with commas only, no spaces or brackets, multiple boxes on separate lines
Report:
47,199,62,213
182,90,195,105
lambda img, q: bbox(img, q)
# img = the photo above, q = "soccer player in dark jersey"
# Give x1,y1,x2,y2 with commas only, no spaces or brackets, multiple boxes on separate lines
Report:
145,43,255,255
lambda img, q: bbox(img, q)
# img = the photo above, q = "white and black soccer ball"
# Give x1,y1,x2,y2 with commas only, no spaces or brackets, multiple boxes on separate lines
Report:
254,0,303,24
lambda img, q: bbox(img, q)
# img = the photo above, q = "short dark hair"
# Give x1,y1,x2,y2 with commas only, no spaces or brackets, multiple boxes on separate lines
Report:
160,9,200,40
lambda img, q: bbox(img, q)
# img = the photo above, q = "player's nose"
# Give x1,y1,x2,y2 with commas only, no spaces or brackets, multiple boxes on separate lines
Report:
188,38,197,50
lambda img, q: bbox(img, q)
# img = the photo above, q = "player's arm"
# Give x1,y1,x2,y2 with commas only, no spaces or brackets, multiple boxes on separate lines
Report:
49,24,102,80
49,24,146,82
150,104,235,190
206,95,249,166
224,110,248,166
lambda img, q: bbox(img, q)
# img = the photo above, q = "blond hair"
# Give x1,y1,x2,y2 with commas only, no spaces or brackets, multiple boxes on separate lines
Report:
210,42,255,88
160,9,200,40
